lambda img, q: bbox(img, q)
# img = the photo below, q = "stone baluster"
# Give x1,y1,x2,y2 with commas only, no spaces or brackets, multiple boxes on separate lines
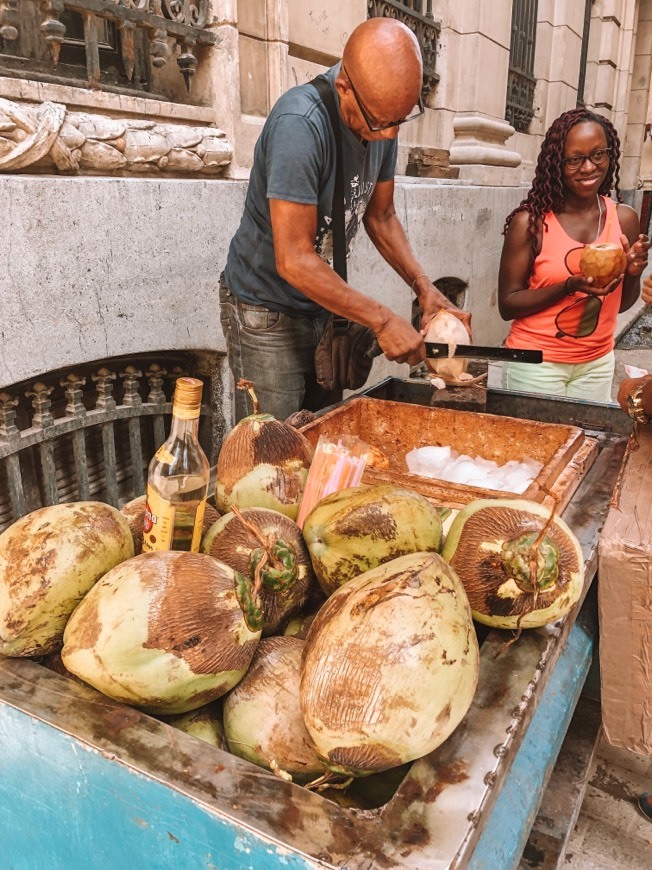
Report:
146,364,168,448
39,0,67,66
26,382,58,505
0,391,26,518
121,366,146,495
61,373,91,500
92,368,119,505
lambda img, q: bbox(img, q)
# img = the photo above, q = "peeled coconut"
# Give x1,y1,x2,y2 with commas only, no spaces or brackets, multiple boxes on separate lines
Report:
302,484,442,597
201,507,314,635
580,242,627,288
300,551,479,776
223,636,327,783
61,551,261,715
424,310,470,383
0,502,134,657
164,702,226,748
216,384,313,521
441,498,584,629
121,494,220,555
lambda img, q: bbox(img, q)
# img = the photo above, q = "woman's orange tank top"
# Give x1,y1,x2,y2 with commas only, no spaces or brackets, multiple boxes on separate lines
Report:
505,196,623,363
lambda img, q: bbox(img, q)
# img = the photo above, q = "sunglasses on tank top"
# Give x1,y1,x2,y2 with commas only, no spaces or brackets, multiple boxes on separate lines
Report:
555,294,603,339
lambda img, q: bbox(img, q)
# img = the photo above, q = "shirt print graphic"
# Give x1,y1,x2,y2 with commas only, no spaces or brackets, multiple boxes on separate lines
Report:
315,174,376,263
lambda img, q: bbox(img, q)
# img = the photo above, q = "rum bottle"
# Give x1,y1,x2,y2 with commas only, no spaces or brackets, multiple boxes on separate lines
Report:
142,377,210,553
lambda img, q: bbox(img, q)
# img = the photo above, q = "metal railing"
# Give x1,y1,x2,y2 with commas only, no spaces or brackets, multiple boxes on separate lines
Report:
367,0,440,99
0,353,219,533
505,0,538,132
0,0,217,91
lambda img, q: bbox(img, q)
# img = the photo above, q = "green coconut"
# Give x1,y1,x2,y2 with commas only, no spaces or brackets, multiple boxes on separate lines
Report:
0,502,134,657
163,702,226,748
223,636,327,783
300,551,479,777
441,498,584,629
302,484,442,596
201,507,315,635
61,551,261,715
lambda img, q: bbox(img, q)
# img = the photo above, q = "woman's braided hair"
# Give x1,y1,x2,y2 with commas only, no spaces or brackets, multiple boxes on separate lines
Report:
503,108,622,262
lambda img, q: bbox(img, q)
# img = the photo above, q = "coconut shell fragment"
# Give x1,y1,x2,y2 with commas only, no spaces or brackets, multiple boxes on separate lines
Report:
441,498,584,629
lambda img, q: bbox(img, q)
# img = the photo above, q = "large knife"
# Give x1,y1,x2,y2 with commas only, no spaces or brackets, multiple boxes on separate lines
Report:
366,339,542,364
424,343,542,363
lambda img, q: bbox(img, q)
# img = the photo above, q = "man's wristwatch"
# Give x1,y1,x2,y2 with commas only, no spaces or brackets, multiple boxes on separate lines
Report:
626,383,651,425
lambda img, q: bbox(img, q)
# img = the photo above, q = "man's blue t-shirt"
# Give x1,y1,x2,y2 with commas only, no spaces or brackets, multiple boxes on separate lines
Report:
224,64,398,316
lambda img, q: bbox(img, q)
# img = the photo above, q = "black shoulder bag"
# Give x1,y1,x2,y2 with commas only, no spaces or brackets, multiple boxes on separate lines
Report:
310,75,375,391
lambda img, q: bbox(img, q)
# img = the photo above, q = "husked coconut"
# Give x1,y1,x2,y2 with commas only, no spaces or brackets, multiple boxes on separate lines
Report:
300,551,479,776
61,551,261,715
224,636,327,782
579,242,627,289
424,310,474,385
0,502,134,657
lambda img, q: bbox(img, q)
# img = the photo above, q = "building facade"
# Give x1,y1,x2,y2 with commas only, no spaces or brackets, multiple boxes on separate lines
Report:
1,0,651,398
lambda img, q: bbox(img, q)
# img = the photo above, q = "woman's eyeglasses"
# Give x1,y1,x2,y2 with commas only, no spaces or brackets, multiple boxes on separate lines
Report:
342,64,424,132
562,148,611,171
555,294,603,338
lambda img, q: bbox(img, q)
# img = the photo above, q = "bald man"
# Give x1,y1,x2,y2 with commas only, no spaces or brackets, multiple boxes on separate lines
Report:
221,18,469,421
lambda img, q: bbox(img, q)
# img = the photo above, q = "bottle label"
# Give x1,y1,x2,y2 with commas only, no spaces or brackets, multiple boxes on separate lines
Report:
142,486,207,553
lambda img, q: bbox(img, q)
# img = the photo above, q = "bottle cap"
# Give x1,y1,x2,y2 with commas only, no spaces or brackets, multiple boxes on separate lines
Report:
173,377,204,412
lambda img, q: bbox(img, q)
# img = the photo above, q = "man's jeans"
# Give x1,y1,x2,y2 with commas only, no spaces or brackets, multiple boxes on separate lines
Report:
219,278,342,422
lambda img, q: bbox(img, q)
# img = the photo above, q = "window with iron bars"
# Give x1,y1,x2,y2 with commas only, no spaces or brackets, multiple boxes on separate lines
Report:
367,0,440,100
0,1,216,98
505,0,538,133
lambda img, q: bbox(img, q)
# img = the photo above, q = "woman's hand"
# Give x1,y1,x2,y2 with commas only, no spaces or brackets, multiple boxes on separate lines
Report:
564,274,622,297
621,233,650,277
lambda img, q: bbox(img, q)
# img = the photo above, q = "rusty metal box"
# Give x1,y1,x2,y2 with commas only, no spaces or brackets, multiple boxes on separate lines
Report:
300,397,597,510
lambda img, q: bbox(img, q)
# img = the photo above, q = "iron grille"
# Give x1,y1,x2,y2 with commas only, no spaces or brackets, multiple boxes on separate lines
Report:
577,0,593,106
0,352,223,533
367,0,440,99
505,0,538,132
0,1,217,95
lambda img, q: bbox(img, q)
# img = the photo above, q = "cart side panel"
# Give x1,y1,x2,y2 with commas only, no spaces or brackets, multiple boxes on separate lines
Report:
0,705,317,870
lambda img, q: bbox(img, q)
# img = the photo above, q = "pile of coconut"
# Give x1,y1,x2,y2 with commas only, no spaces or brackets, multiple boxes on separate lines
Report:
0,384,584,804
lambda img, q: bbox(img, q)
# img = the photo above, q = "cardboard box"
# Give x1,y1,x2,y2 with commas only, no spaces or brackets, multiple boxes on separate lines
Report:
598,427,652,755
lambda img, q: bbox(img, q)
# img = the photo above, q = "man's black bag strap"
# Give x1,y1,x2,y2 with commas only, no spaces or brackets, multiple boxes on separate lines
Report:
311,75,347,284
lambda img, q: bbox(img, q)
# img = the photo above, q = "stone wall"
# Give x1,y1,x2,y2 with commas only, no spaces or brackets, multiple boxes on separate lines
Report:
0,174,523,395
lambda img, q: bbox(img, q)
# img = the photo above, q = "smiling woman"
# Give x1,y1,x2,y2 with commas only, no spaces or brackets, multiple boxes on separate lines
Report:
497,108,650,402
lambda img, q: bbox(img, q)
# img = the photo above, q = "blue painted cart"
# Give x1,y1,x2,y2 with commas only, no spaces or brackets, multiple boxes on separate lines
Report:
0,382,630,870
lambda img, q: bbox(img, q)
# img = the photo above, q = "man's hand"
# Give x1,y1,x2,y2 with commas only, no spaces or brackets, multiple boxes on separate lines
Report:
642,273,652,306
617,374,652,415
415,281,473,338
375,313,425,365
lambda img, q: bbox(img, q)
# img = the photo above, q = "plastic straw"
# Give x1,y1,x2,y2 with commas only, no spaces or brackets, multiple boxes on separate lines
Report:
296,435,369,529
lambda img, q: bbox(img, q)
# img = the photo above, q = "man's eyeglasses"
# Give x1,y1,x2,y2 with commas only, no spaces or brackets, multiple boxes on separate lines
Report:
562,148,611,171
555,294,603,339
342,64,424,132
